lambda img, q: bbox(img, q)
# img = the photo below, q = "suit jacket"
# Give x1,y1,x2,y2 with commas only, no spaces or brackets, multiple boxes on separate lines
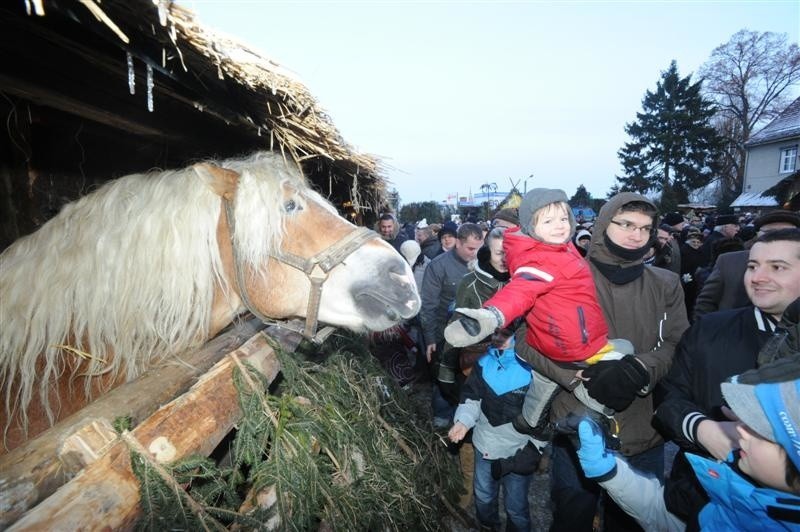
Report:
692,250,750,320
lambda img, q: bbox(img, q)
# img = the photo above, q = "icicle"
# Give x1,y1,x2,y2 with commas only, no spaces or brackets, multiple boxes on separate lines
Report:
154,0,168,26
27,0,46,16
127,52,135,95
146,64,154,112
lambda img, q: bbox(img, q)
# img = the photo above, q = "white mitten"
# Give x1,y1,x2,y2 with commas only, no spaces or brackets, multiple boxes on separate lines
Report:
444,307,503,347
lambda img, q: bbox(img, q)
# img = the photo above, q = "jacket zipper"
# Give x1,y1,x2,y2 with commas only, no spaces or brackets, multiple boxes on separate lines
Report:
578,306,588,344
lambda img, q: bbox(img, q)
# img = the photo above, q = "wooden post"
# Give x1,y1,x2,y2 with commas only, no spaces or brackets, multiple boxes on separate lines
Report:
8,331,282,531
0,317,275,528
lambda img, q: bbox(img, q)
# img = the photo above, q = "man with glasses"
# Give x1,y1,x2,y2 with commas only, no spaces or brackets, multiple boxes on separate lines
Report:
516,192,689,531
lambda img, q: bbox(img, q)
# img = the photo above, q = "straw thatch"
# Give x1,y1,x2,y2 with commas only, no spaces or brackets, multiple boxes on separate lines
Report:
1,0,387,249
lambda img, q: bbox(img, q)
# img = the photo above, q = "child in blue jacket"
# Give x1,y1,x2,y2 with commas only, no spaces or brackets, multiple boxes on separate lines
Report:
447,328,543,531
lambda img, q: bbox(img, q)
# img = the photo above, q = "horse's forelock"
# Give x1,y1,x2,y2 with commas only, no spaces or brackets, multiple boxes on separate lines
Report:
223,152,309,268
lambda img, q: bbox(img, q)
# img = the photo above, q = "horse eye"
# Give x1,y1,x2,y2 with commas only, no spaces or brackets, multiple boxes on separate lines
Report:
284,199,297,212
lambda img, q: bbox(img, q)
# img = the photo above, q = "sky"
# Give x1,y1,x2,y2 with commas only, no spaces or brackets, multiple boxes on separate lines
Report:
184,1,800,205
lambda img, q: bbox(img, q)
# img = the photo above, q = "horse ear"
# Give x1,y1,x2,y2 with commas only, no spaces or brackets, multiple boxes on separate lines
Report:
194,163,239,200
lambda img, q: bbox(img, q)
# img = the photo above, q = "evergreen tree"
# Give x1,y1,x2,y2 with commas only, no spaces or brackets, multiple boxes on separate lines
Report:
569,185,593,206
616,61,724,209
399,201,443,224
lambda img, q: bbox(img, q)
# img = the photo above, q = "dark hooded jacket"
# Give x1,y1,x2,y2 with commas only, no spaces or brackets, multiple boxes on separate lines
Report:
516,192,690,456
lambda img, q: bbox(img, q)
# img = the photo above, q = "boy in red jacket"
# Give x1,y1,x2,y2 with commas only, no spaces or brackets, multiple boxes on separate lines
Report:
445,188,640,437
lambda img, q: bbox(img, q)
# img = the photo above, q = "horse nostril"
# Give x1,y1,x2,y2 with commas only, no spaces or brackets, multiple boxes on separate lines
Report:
385,307,400,321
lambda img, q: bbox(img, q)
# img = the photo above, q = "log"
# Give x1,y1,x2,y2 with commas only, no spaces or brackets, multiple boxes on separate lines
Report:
0,316,266,527
8,331,282,531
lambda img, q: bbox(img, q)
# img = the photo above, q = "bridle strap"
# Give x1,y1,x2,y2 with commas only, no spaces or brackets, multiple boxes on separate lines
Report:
223,198,379,343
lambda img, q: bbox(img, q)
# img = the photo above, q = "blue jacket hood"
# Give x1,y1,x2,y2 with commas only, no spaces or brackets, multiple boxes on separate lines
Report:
478,338,532,395
687,452,800,531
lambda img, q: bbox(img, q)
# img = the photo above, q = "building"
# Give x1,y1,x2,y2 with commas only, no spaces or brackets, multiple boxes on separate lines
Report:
731,96,800,210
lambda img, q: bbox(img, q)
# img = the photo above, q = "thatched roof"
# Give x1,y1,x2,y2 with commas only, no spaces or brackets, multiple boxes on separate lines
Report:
3,0,386,217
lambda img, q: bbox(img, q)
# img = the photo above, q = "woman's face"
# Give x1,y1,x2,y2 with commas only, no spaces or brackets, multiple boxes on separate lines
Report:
440,233,457,251
686,236,702,250
489,237,507,272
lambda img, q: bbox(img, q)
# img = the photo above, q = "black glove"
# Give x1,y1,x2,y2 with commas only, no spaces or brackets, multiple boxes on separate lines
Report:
438,379,461,406
490,442,542,480
582,355,650,412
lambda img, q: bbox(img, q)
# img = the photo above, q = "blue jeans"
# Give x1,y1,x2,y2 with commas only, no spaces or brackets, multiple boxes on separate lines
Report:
473,447,532,532
549,436,664,532
431,383,455,425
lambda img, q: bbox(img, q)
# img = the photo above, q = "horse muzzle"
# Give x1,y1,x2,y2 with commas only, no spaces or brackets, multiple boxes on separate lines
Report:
352,264,420,329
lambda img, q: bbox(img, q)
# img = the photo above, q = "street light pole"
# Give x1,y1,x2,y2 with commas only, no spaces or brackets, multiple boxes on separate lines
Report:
524,174,533,194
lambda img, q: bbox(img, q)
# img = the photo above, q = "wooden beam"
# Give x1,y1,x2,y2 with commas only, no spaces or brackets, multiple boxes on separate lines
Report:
0,74,175,139
0,316,266,528
8,331,283,531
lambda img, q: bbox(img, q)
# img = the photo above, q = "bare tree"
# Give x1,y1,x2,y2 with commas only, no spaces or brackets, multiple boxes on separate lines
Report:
699,30,800,199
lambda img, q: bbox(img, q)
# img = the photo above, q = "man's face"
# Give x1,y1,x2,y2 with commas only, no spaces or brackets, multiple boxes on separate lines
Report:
656,228,671,248
378,219,394,239
606,209,654,250
744,239,800,319
454,235,483,262
721,223,739,238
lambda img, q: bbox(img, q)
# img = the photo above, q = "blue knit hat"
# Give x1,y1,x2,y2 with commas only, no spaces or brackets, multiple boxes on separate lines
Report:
721,379,800,471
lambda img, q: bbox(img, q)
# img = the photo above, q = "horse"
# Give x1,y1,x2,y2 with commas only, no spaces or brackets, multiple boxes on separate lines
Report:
0,151,420,453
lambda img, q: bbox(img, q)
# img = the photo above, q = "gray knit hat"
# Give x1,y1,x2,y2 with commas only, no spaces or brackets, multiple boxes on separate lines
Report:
518,188,575,242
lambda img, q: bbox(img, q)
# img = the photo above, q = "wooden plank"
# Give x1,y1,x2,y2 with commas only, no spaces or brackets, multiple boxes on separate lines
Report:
0,317,265,528
9,331,282,531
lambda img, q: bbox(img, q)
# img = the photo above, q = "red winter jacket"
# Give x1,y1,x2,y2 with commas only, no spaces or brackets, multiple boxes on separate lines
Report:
484,230,608,363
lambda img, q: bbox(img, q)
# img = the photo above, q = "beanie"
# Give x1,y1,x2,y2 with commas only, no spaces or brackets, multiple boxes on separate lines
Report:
662,211,684,227
492,208,519,226
439,221,458,239
518,188,575,241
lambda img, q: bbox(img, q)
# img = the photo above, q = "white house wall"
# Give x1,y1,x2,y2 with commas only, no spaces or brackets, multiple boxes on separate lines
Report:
743,137,800,194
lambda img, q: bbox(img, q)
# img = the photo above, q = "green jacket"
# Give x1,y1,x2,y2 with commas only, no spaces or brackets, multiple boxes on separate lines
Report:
440,260,507,371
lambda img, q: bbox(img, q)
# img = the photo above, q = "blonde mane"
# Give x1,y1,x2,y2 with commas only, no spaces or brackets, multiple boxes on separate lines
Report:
0,151,307,428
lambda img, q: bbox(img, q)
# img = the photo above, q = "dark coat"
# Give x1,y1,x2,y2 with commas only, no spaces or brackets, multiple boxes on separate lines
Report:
653,306,777,527
692,250,750,320
420,235,442,259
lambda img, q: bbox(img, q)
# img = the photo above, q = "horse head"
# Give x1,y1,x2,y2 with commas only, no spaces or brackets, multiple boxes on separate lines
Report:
0,151,418,451
196,153,420,338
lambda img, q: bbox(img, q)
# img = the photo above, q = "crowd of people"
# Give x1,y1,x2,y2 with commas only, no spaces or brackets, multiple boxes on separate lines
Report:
373,194,800,532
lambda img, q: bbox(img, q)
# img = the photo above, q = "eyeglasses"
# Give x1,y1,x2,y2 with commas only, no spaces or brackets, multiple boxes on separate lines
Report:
609,219,653,235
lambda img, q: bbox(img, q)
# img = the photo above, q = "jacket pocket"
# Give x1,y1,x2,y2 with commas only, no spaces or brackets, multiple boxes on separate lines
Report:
577,306,588,345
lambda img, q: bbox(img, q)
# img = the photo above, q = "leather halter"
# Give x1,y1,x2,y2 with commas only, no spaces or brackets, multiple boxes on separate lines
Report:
223,198,379,343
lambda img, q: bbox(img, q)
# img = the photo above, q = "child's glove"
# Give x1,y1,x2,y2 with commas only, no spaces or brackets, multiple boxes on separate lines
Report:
444,307,503,347
576,418,617,481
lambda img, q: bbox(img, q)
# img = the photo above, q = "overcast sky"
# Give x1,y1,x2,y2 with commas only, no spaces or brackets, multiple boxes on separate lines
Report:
185,1,799,205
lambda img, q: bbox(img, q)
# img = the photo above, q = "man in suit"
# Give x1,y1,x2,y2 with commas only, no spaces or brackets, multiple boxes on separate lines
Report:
694,210,800,319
